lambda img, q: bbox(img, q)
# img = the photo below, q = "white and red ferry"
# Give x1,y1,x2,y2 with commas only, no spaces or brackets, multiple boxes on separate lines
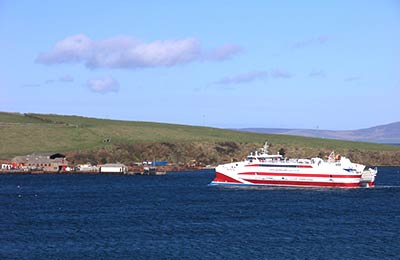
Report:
210,142,377,188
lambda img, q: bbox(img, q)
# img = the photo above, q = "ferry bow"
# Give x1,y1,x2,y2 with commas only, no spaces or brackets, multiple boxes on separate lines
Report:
210,142,377,188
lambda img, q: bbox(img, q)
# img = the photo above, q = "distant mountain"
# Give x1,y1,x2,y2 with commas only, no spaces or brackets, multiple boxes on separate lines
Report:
238,121,400,144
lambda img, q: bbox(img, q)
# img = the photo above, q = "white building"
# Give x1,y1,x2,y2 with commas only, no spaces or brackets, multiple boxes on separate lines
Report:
99,163,128,173
77,164,99,172
1,164,13,170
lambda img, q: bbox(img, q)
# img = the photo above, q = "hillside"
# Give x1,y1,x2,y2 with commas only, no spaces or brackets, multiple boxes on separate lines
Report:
1,112,400,166
239,121,400,144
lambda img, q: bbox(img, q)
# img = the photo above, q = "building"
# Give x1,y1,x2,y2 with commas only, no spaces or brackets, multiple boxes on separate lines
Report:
76,163,99,173
99,163,128,173
12,153,68,172
143,161,168,166
1,163,13,170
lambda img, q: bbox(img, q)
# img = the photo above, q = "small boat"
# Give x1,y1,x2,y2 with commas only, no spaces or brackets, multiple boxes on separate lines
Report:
143,167,166,176
210,142,377,188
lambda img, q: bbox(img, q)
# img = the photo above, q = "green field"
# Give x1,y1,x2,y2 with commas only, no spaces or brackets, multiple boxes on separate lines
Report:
1,112,399,165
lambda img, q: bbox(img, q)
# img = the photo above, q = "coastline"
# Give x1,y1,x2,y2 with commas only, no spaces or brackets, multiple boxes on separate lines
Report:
0,165,215,175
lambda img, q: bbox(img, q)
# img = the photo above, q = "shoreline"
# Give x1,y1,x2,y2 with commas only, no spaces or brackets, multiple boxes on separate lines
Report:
0,167,215,175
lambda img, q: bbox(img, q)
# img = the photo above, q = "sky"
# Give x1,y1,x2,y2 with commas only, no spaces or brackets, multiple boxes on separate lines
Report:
1,1,399,130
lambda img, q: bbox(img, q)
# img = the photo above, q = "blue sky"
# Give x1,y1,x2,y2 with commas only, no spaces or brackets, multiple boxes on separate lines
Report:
1,1,399,130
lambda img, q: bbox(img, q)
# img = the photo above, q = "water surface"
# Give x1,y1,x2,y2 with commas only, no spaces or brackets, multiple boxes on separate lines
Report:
1,167,399,259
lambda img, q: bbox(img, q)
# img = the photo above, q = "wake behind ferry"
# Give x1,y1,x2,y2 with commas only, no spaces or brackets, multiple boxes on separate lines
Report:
210,142,377,188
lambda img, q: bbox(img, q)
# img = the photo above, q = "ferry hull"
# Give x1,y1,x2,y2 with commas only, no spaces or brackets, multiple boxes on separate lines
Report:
210,142,377,189
211,172,371,188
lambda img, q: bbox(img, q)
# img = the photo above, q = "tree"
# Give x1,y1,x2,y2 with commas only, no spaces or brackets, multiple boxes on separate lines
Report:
100,158,107,164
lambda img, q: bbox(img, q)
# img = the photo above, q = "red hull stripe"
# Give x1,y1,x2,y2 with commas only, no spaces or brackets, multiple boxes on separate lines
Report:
212,172,241,183
211,173,361,187
238,172,360,179
298,165,313,168
243,179,360,187
246,164,313,168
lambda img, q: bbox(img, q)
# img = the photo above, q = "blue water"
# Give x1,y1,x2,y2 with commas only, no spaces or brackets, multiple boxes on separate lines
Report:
1,167,399,260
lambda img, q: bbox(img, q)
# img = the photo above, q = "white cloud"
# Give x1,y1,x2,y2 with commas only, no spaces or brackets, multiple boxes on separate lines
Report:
87,76,119,93
214,70,268,85
214,69,293,85
37,34,92,63
36,34,242,69
206,44,243,61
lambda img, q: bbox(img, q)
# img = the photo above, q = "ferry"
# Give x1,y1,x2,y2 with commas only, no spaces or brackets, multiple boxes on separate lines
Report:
210,142,377,188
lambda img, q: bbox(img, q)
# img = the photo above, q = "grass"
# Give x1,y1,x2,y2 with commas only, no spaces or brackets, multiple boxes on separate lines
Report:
0,112,399,159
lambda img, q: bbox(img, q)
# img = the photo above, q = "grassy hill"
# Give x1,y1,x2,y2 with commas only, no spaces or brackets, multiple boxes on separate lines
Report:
1,112,400,166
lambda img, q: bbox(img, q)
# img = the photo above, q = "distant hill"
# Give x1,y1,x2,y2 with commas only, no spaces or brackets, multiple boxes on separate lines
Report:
238,121,400,144
1,112,400,165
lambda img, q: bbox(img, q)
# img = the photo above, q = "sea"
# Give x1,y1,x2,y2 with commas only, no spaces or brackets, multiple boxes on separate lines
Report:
1,167,399,260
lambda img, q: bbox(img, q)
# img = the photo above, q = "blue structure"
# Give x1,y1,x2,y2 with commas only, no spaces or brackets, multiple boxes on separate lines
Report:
143,161,168,166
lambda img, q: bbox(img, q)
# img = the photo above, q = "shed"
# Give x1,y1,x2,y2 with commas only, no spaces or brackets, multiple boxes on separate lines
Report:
99,163,128,173
12,153,68,172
